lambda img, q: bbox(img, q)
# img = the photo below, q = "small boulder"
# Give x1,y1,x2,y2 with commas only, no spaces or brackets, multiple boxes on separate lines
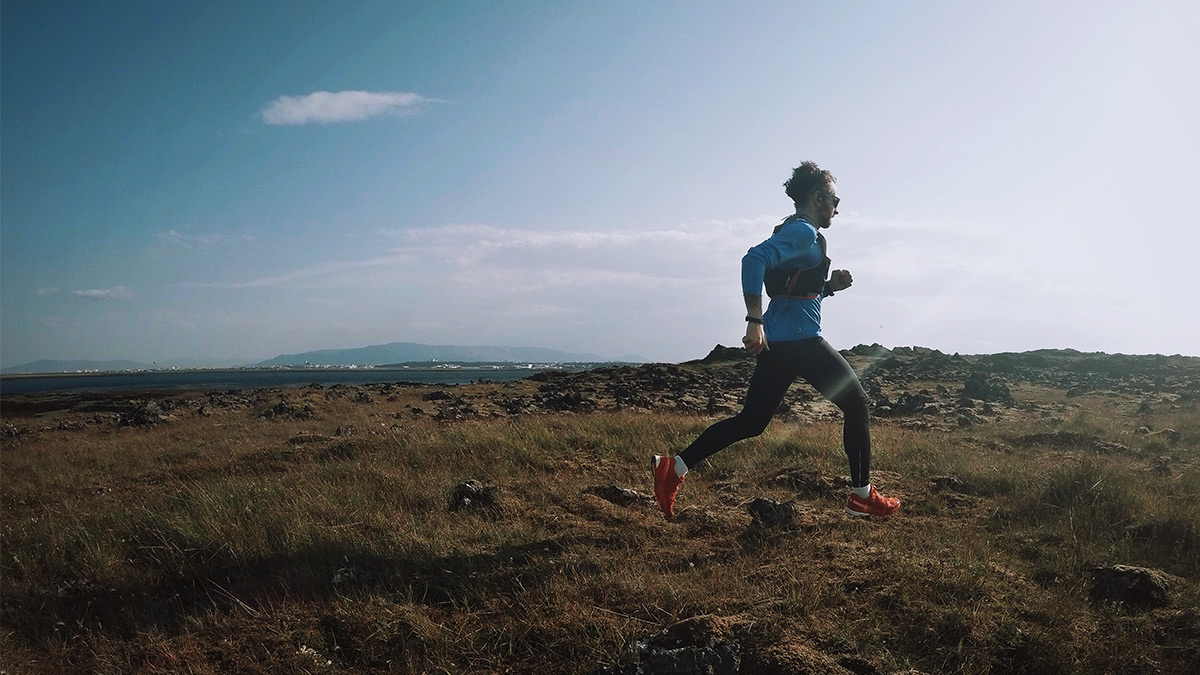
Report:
931,475,964,492
1149,428,1181,444
585,485,651,507
637,616,741,675
747,498,797,528
768,468,835,494
448,479,501,511
1090,565,1174,608
891,391,936,416
332,566,377,587
58,578,99,597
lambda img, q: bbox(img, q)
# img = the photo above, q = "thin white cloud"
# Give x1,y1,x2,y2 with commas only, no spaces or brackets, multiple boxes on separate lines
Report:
178,252,418,290
182,215,1020,314
36,287,61,296
261,90,439,125
74,287,135,301
157,229,254,249
185,219,765,292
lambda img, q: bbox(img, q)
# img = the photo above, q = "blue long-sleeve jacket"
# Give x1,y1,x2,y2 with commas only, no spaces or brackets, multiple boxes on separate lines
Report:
741,215,825,342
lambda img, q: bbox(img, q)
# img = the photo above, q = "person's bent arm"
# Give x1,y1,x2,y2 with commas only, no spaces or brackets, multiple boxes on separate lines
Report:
827,269,853,293
743,294,767,355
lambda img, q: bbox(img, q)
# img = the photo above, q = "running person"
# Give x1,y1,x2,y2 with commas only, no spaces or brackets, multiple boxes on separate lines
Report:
652,161,900,519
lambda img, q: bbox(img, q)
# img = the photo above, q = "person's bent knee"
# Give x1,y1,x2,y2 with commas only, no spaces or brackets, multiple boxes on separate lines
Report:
733,411,773,439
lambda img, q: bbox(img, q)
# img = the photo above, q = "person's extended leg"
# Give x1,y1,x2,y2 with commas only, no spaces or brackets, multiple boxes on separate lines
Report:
652,343,800,518
793,338,899,517
677,344,799,469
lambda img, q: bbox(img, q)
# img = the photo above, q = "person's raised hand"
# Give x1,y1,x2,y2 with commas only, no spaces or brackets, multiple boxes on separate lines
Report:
828,269,853,292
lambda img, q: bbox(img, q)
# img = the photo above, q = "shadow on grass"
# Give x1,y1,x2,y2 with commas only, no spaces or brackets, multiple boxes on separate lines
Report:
3,536,568,645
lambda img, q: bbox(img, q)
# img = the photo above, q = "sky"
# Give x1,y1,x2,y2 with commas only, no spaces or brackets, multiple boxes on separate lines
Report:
2,0,1198,368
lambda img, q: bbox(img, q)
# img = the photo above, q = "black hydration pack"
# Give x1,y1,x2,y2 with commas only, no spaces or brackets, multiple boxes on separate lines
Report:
763,231,830,299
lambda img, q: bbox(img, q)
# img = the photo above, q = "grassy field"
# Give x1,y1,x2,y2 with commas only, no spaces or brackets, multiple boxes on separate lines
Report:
2,373,1198,674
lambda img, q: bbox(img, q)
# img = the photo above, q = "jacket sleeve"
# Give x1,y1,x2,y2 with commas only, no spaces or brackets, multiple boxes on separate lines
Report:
740,221,818,295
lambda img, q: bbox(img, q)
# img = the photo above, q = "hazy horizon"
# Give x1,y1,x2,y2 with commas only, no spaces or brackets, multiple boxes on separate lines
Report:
8,338,1200,376
4,2,1198,368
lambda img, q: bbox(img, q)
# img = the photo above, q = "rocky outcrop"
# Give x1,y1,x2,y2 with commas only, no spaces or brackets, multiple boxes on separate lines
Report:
117,400,172,427
961,371,1015,405
259,399,315,420
1091,565,1176,608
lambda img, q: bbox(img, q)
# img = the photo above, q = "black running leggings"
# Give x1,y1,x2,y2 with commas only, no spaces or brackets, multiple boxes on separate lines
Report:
677,337,872,487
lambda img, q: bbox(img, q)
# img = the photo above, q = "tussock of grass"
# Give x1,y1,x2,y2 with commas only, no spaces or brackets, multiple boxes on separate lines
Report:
3,385,1198,673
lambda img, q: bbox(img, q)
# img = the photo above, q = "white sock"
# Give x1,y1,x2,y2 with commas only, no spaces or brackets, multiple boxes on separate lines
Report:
674,456,688,477
852,484,872,499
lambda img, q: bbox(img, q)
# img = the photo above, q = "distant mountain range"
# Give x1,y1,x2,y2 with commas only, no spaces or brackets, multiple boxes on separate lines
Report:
256,342,611,367
2,342,623,374
1,359,154,374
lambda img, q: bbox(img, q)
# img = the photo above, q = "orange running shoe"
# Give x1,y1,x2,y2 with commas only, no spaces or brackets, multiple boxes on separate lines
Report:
651,455,685,519
845,486,901,517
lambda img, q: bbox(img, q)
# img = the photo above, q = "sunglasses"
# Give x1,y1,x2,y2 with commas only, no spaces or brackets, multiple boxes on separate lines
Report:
827,194,840,208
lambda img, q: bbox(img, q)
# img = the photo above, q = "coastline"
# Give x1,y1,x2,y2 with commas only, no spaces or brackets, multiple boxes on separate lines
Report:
0,363,611,396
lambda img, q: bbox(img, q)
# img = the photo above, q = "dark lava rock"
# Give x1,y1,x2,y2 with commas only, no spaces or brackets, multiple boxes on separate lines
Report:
538,390,598,412
527,369,572,382
695,344,753,364
117,400,172,427
1091,565,1175,608
3,421,29,439
888,391,936,416
1013,430,1129,454
332,566,377,587
204,390,255,410
747,498,797,528
595,616,740,675
448,479,501,511
260,399,315,420
931,475,964,492
975,352,1048,374
434,400,479,421
585,485,651,507
639,642,739,675
875,347,972,381
961,371,1015,405
57,578,100,597
847,343,893,358
770,468,837,497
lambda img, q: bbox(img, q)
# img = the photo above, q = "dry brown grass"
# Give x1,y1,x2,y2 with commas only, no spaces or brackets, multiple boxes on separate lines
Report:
2,378,1198,674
